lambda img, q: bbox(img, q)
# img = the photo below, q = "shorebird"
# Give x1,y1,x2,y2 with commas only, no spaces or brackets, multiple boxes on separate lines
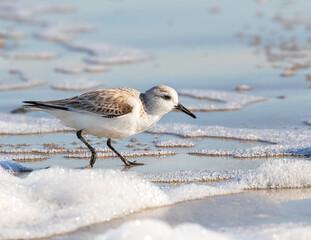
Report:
24,85,196,168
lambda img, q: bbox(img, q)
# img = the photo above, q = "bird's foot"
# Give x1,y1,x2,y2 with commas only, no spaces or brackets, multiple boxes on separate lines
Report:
77,164,93,169
127,160,144,166
122,160,144,171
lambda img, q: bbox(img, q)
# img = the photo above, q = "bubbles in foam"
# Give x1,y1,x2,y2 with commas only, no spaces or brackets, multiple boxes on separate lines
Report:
0,158,310,239
95,219,230,240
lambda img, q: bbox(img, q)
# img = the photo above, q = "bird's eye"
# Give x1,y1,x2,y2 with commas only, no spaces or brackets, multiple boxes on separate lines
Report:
163,95,171,100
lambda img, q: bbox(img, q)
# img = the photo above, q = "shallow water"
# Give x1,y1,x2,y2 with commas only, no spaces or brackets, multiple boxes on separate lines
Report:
0,0,311,239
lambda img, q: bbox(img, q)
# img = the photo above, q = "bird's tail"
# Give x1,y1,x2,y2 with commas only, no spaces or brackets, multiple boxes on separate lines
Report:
23,101,68,111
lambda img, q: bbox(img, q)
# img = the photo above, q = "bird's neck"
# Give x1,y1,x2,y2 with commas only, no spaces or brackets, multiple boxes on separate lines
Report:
139,93,167,117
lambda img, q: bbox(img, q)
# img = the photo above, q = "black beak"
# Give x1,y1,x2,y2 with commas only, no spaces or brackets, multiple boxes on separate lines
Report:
175,103,197,119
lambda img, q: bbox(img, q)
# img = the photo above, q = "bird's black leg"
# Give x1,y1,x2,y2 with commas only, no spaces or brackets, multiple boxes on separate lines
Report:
76,130,97,168
106,138,144,167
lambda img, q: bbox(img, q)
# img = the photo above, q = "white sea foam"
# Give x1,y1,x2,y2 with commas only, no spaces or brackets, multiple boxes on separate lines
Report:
155,139,195,148
55,65,109,74
145,169,246,183
0,167,171,239
95,219,311,240
146,159,311,188
0,1,75,22
148,123,311,158
65,150,176,159
0,154,48,162
95,219,230,240
37,21,95,42
13,52,59,60
0,29,26,40
84,65,109,73
0,147,110,155
178,89,265,111
55,66,85,74
0,113,72,135
0,158,310,238
65,40,151,64
0,69,46,91
227,159,311,189
51,78,102,91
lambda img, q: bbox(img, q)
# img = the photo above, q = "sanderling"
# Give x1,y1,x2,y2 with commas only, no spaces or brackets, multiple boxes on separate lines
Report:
24,85,196,168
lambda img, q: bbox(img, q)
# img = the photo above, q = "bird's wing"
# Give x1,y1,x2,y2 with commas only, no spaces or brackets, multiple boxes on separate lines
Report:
38,88,142,118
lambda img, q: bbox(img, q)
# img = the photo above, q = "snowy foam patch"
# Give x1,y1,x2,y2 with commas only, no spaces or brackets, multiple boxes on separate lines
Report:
267,49,310,62
0,158,310,238
0,113,72,135
96,219,229,240
65,150,176,159
65,40,151,64
228,159,311,189
0,69,46,91
84,65,110,73
1,154,48,162
13,52,59,60
55,65,84,74
0,167,236,239
55,65,109,74
0,1,75,22
155,139,195,148
228,222,311,240
95,219,311,240
145,159,311,188
145,169,245,183
178,89,265,111
148,123,311,158
0,147,110,155
0,168,171,239
37,21,94,42
0,29,26,40
51,78,102,91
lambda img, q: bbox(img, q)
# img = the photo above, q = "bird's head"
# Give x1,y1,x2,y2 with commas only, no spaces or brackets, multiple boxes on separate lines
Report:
144,85,196,118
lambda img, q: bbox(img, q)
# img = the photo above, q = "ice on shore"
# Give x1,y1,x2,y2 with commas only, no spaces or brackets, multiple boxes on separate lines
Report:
0,113,72,135
178,89,265,111
65,40,151,65
148,123,311,158
0,158,310,239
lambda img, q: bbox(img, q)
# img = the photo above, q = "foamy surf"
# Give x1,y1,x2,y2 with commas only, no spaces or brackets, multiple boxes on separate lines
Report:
148,123,311,158
0,113,72,135
0,158,310,239
94,219,311,240
95,219,230,240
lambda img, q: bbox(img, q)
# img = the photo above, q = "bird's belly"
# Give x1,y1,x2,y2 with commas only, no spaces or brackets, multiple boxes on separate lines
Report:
48,110,137,139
